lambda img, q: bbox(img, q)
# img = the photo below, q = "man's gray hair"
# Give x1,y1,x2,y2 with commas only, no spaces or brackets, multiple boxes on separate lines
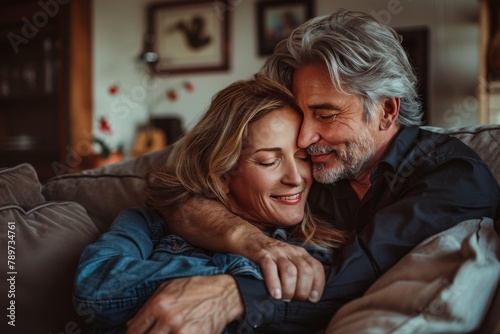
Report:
261,9,423,126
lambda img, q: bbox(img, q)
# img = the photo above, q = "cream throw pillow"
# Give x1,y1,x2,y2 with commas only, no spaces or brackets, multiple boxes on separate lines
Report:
326,217,500,333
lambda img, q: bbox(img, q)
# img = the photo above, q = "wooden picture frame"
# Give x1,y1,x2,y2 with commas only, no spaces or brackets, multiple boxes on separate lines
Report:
147,0,230,74
257,0,314,56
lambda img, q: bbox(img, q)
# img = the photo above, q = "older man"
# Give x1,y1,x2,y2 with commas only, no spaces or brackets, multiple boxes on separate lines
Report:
83,10,499,334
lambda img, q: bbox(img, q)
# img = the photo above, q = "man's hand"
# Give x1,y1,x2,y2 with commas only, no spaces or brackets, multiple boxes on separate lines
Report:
165,197,325,303
251,237,325,303
126,275,244,334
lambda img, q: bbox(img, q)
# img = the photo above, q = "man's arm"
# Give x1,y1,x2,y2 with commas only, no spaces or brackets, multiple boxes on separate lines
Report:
126,275,244,334
164,197,325,302
201,155,500,332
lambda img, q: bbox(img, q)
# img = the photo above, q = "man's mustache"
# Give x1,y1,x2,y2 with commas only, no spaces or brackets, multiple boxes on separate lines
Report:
307,145,335,155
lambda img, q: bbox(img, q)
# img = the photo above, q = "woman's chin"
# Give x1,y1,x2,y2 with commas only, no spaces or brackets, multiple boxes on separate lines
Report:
274,213,304,227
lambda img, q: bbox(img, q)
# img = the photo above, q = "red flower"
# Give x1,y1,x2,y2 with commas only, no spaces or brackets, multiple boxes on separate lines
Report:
167,89,178,101
99,117,112,133
108,84,119,95
184,81,194,92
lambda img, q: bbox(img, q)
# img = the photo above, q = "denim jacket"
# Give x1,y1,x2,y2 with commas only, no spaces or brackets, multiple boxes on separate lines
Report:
73,207,334,332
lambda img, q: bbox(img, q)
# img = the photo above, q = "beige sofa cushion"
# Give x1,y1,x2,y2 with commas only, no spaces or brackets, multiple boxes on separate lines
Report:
0,164,45,207
325,217,500,333
42,145,176,233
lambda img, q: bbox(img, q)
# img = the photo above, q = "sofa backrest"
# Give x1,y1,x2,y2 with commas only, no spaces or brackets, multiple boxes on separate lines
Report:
42,124,500,234
424,124,500,185
42,143,178,233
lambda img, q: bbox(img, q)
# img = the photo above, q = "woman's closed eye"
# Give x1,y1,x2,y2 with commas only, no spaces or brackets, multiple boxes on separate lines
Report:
258,158,279,167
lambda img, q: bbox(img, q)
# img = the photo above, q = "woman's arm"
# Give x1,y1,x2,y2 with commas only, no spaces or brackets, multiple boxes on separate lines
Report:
164,197,326,303
73,207,240,327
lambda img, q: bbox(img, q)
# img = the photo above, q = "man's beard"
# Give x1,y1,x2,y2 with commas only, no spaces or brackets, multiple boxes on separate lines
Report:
308,128,376,184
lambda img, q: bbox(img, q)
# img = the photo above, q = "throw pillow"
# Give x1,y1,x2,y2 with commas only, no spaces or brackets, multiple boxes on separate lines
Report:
0,202,100,334
0,163,45,207
325,217,500,333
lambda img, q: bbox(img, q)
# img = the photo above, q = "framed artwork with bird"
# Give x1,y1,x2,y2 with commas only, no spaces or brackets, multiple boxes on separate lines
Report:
147,0,231,74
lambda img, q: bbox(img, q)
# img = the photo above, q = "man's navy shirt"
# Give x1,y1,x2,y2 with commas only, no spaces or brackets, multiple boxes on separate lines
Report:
233,126,500,333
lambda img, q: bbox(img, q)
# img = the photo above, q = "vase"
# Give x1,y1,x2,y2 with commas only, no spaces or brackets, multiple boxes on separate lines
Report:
92,152,124,168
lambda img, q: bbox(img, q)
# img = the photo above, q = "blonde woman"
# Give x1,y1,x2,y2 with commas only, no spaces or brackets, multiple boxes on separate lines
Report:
74,74,347,333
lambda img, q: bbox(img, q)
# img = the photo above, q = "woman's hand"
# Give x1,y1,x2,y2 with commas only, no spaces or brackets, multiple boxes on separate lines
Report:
252,238,325,303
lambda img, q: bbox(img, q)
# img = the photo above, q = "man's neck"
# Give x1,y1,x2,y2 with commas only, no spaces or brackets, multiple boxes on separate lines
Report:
349,125,401,200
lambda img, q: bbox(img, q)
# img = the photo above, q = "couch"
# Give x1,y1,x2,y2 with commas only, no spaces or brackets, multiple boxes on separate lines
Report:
0,124,499,334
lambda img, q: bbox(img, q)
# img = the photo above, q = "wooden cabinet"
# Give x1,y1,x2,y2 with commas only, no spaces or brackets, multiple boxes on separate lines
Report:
0,0,91,181
479,0,500,124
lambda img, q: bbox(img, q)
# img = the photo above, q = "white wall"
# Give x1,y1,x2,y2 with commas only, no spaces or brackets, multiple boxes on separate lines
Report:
93,0,480,156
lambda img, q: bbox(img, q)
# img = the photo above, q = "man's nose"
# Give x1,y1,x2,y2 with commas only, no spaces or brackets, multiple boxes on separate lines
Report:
298,119,320,149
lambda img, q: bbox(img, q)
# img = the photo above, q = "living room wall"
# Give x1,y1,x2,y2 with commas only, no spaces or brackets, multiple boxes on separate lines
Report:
93,0,480,156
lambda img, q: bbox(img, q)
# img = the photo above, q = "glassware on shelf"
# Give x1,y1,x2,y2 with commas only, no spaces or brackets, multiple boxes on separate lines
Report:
43,36,54,94
0,69,10,97
23,62,37,93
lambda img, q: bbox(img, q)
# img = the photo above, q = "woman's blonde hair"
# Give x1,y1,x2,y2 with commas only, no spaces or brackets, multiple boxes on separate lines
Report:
147,74,347,248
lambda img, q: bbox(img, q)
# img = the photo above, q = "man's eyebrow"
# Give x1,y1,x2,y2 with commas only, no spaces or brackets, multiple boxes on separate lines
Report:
308,102,340,110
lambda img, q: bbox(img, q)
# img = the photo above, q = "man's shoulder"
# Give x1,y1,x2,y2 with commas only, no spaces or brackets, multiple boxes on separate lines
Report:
385,126,497,196
415,126,482,161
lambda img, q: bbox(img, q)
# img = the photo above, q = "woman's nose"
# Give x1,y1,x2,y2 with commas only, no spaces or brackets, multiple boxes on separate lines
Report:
298,118,320,149
281,161,302,187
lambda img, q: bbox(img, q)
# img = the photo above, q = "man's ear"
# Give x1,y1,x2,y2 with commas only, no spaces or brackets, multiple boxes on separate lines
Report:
380,97,400,130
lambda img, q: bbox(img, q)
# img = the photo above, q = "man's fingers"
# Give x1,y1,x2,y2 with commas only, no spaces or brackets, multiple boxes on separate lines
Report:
293,254,315,301
304,254,325,303
127,283,171,334
276,258,298,301
127,311,156,334
254,240,327,303
261,256,283,299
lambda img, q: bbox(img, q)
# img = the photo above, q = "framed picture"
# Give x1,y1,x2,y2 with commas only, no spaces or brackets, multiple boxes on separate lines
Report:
147,0,230,74
257,0,314,56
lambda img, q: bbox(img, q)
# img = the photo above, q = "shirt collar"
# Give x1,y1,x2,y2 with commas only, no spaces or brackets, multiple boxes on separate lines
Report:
325,126,420,199
378,126,419,171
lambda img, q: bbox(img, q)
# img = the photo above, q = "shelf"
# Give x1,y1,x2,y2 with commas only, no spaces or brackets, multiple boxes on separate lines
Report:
0,0,91,181
0,94,59,103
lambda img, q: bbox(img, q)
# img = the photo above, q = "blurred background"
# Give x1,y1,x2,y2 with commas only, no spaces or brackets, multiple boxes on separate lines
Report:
0,0,499,180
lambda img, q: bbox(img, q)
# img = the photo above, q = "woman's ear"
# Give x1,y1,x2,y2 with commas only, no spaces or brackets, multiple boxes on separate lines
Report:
220,172,231,194
380,97,400,130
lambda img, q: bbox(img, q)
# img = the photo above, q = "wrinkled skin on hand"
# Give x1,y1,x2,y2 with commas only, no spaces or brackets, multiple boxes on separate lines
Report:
126,275,244,334
252,238,325,303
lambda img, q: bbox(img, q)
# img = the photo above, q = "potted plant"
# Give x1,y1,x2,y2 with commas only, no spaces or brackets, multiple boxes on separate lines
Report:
92,117,124,167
